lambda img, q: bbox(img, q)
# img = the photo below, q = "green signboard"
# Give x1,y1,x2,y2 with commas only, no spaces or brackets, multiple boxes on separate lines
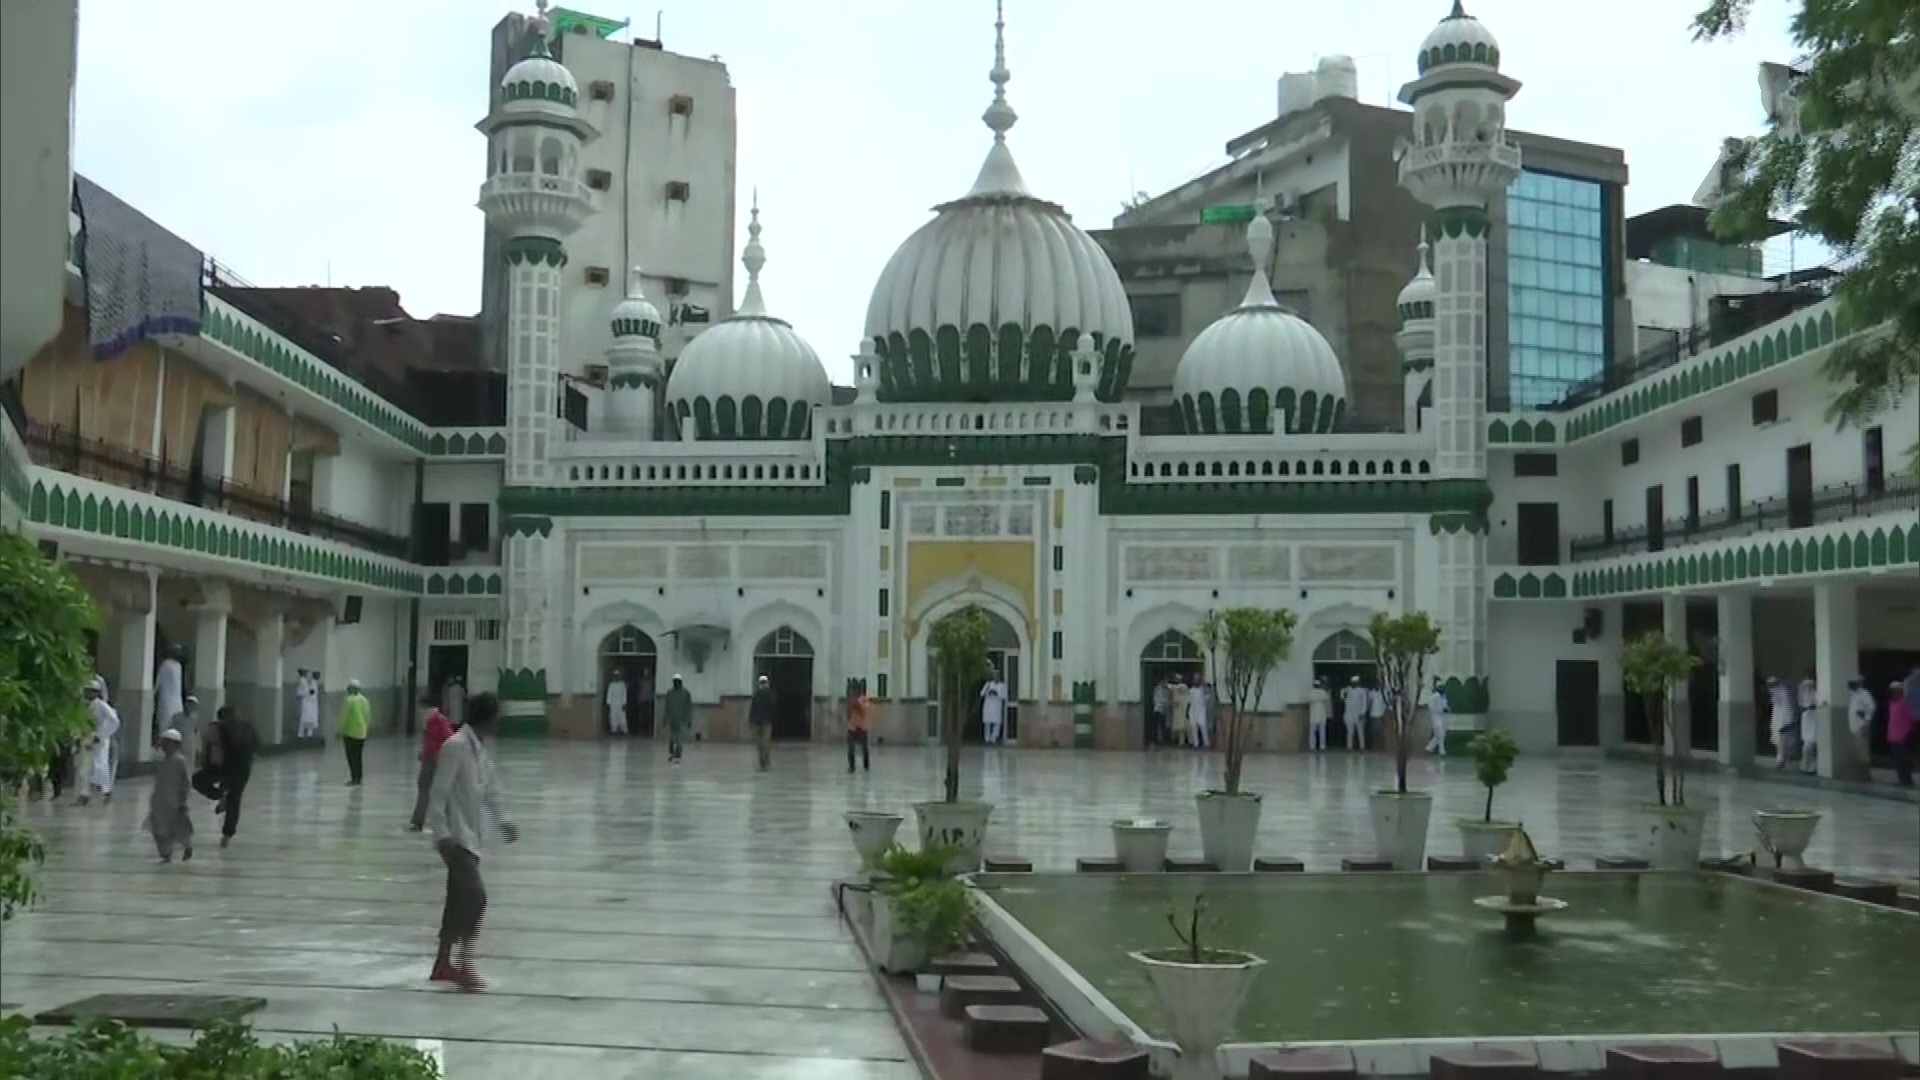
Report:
1201,204,1257,225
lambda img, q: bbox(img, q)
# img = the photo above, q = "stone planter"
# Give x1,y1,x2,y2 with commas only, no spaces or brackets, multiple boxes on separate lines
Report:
913,799,993,875
1368,790,1433,870
871,891,927,974
1644,803,1706,871
1753,808,1822,870
1131,948,1266,1080
1194,791,1262,873
1457,819,1519,864
845,810,904,873
1112,818,1173,873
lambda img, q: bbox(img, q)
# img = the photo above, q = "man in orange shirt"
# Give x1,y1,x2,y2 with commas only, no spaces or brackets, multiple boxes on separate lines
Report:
847,687,872,773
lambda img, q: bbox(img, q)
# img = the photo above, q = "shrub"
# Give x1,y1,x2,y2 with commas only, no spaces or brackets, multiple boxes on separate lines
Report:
0,1016,444,1078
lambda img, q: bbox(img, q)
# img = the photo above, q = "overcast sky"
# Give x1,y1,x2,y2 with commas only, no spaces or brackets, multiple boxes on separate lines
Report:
75,0,1805,383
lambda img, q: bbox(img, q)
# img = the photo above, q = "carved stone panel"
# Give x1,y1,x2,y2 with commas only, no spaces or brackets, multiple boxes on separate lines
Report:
942,504,1002,537
738,544,827,580
578,545,670,582
1125,545,1219,582
673,545,733,580
908,505,939,536
1005,504,1035,537
1227,546,1291,582
1297,545,1395,582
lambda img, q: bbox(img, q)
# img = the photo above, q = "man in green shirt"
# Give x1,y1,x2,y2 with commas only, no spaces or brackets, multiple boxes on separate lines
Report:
340,678,371,786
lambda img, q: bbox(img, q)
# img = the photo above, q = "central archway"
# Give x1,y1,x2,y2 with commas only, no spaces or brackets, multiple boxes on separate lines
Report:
752,626,816,740
1140,628,1205,749
927,606,1022,744
1312,629,1375,751
599,625,659,737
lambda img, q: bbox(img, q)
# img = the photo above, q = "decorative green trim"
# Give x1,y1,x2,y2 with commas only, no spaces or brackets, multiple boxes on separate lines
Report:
850,466,873,484
426,429,508,457
25,478,422,593
1417,40,1499,75
934,477,966,488
1432,206,1490,238
1570,523,1919,599
502,515,554,538
1566,301,1848,443
1176,386,1346,435
612,315,661,340
1490,571,1569,600
425,570,505,597
504,236,568,268
608,373,654,391
1021,475,1052,487
1429,511,1488,535
1439,675,1490,717
1486,416,1559,445
1071,680,1097,705
1400,356,1433,374
1397,300,1434,322
502,79,578,108
670,393,813,440
872,324,1134,403
497,668,549,704
202,297,430,453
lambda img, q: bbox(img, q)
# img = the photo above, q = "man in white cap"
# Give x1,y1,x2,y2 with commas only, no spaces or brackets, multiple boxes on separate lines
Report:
295,668,321,740
663,674,693,763
604,669,629,736
147,727,193,862
77,676,121,805
154,645,185,748
1424,677,1451,756
748,673,776,771
1340,676,1369,751
1307,677,1331,752
339,678,371,785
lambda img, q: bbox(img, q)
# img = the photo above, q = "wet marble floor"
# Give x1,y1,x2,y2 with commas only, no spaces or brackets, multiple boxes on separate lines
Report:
3,740,1915,1076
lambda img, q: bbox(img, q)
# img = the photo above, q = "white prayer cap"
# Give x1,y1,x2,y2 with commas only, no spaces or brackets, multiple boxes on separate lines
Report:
159,728,183,743
184,694,198,704
348,677,362,689
84,675,106,693
673,673,684,682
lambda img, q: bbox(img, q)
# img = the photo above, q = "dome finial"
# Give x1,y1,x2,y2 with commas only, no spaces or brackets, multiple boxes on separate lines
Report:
1416,224,1432,276
1241,199,1280,309
1449,0,1467,17
739,190,768,317
626,263,646,298
965,0,1031,198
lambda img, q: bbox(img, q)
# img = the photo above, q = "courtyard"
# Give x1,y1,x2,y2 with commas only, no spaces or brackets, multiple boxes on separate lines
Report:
2,739,1916,1076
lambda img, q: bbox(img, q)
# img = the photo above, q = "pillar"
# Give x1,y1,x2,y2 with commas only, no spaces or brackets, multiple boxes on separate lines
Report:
116,569,159,764
1812,581,1861,781
254,613,285,744
1597,600,1625,749
191,607,229,717
1661,593,1689,756
1717,591,1756,768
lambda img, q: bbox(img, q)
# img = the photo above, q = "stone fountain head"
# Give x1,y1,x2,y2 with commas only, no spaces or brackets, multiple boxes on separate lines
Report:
1485,825,1564,906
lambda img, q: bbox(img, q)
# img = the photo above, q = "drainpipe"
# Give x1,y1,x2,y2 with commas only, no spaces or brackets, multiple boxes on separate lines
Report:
404,456,424,735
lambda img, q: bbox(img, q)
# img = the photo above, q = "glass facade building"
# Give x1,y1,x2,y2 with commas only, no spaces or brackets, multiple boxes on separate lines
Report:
1505,170,1606,407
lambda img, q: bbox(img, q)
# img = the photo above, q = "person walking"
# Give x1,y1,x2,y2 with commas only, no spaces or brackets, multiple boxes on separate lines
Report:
147,728,194,862
339,678,371,786
77,676,120,805
1189,680,1211,749
749,674,776,772
1340,676,1369,751
426,692,517,992
980,672,1008,745
154,647,185,747
1424,678,1451,756
1307,678,1331,752
443,675,467,727
1797,669,1822,775
1888,680,1915,788
604,670,629,736
663,674,692,763
410,695,456,831
1846,677,1875,778
190,705,258,848
1149,676,1170,748
295,669,321,739
847,685,872,773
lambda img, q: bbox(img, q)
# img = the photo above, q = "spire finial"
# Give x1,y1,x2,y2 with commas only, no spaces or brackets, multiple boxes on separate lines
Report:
739,191,768,316
983,0,1017,139
1416,224,1432,276
626,264,646,298
1449,0,1467,17
1241,202,1280,309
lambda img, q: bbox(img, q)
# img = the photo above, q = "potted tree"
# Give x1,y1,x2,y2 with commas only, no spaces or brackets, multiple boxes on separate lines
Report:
870,845,962,975
1366,611,1442,870
915,606,996,875
1193,608,1297,872
1458,728,1520,861
1621,631,1704,870
1130,894,1265,1080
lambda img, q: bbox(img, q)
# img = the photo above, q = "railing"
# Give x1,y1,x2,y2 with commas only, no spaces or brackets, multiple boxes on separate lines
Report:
1127,433,1435,484
833,401,1134,438
21,421,413,561
1567,474,1917,563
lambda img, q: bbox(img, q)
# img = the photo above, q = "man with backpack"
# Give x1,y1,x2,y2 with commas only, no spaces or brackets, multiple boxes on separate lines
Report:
191,705,259,848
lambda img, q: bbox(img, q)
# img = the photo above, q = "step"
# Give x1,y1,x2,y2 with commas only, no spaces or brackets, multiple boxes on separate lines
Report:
1596,855,1651,870
1772,867,1836,893
1427,855,1482,872
1604,1042,1725,1080
1163,856,1218,873
1076,856,1126,873
1776,1039,1902,1080
964,1003,1052,1054
930,951,1001,978
1830,878,1899,907
984,855,1034,873
939,974,1025,1019
1701,855,1755,875
1254,856,1306,873
1341,856,1394,872
1251,1046,1360,1079
1042,1038,1151,1079
1430,1044,1541,1080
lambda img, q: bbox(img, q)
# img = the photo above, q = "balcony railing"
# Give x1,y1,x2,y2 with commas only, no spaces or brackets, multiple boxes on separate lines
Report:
21,421,413,561
1567,473,1917,563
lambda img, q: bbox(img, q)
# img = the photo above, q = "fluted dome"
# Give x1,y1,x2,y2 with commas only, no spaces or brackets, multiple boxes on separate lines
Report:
501,28,578,108
1172,210,1348,435
611,269,663,341
1396,232,1435,323
1417,0,1501,73
862,7,1134,403
665,203,829,441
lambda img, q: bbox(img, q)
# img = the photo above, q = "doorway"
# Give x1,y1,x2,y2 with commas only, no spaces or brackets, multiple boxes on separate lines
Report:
1555,659,1600,747
598,625,658,737
926,607,1021,744
426,644,468,713
1140,629,1204,748
753,626,816,740
1786,444,1814,528
1685,600,1720,753
1313,630,1377,750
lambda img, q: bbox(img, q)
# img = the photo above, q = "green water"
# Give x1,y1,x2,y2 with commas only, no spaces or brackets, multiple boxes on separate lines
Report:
979,872,1920,1043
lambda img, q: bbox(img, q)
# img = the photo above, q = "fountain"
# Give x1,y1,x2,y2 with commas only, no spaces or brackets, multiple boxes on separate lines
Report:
1471,825,1568,933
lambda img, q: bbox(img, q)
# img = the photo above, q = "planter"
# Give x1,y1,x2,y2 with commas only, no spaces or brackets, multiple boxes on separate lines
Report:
1457,819,1519,864
1194,791,1262,873
1752,809,1822,870
1112,818,1173,873
915,972,942,994
871,891,927,974
1368,790,1434,870
1130,948,1267,1080
1644,803,1706,871
913,799,993,875
844,810,905,872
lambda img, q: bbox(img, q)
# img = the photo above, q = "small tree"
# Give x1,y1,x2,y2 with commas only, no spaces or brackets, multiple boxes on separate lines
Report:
0,532,99,920
1368,611,1442,795
927,606,993,804
1195,608,1297,795
1622,632,1700,807
1468,729,1520,823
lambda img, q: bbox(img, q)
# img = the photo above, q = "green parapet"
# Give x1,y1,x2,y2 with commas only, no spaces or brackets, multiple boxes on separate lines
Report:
1440,675,1491,716
497,668,549,706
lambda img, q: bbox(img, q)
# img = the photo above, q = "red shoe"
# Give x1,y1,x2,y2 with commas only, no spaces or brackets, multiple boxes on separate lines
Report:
429,959,461,985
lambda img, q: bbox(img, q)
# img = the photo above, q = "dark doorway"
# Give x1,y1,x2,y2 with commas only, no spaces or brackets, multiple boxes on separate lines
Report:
1313,630,1378,750
1684,600,1720,753
598,625,657,737
927,608,1021,744
754,626,816,740
1555,659,1600,747
1645,485,1666,553
1621,601,1663,743
426,644,468,710
1140,629,1204,749
1786,444,1814,528
1859,647,1920,764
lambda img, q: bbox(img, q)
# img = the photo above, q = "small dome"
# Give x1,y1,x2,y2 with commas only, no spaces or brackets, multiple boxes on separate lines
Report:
611,267,662,341
1396,232,1435,323
665,201,830,441
501,30,578,109
1417,0,1500,74
1172,209,1348,435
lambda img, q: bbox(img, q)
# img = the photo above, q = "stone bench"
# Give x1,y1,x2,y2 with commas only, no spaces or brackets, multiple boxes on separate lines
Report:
1830,878,1899,906
1772,867,1835,893
1430,1045,1540,1080
1595,854,1650,870
1427,855,1482,872
1163,856,1218,872
1251,1046,1359,1079
930,951,1000,978
939,974,1025,1019
1604,1042,1725,1080
963,1003,1051,1054
1254,856,1306,873
1076,857,1126,873
1042,1038,1151,1079
1777,1039,1902,1080
984,855,1033,873
1341,856,1394,872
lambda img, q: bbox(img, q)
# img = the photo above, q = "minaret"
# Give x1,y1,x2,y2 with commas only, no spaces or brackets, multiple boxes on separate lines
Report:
476,0,598,714
1398,0,1521,722
1394,230,1436,433
606,266,664,439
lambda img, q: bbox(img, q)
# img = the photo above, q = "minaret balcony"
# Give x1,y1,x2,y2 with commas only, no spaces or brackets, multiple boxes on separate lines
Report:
1399,141,1523,208
477,173,596,238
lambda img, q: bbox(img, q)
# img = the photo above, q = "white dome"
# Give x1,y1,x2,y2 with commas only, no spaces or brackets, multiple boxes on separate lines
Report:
665,205,830,441
1418,1,1501,73
610,268,663,340
501,31,578,108
1396,234,1435,322
1172,212,1348,435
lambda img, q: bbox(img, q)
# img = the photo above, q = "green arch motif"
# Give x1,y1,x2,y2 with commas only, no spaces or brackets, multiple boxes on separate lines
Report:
1543,574,1566,598
1869,528,1888,565
1517,573,1542,599
1493,573,1517,599
465,573,487,594
1789,323,1804,355
1788,540,1806,574
487,433,507,454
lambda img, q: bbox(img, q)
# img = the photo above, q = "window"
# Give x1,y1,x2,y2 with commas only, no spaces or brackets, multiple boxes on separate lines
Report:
665,180,690,202
1685,476,1700,534
1052,545,1064,572
1726,464,1742,522
878,589,889,618
1645,486,1665,553
1516,503,1561,566
1752,388,1779,425
1051,631,1063,661
1130,293,1181,338
589,80,615,102
585,169,612,191
879,490,891,530
668,94,694,117
417,502,451,566
474,619,502,641
585,266,611,286
1621,438,1640,466
1503,169,1608,408
1602,499,1614,543
1681,416,1703,447
1513,452,1558,478
458,503,492,553
1864,426,1885,494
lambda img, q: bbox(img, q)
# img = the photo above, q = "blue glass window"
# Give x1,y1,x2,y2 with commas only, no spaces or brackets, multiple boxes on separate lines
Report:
1505,170,1606,407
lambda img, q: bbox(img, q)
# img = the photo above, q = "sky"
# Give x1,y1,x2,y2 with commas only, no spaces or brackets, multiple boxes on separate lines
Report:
73,0,1808,384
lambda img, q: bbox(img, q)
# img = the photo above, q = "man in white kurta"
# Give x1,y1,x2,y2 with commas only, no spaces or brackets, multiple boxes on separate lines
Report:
79,676,121,804
1425,681,1451,755
296,670,321,739
1797,673,1822,774
1767,676,1797,766
980,677,1008,745
1340,677,1369,751
1307,679,1331,752
1847,678,1876,774
154,650,185,748
1189,681,1210,749
605,672,629,736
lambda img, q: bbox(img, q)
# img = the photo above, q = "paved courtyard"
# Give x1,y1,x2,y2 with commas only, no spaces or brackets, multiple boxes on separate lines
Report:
3,739,1916,1076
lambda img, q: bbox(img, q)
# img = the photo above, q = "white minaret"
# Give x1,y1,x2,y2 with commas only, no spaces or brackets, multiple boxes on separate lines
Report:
476,0,598,714
1395,229,1436,433
605,267,664,439
1398,0,1521,721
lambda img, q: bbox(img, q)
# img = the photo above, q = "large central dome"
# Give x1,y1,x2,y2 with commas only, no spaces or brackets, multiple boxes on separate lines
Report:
863,5,1134,403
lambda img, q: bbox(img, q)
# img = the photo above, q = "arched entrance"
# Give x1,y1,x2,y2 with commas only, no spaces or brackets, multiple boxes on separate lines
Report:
1313,629,1376,751
1140,629,1204,748
599,625,658,737
928,607,1022,744
753,626,815,740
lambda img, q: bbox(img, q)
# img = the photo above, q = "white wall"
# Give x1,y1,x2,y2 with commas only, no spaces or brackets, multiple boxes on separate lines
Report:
1486,604,1606,753
1625,261,1773,337
422,461,505,562
317,435,413,535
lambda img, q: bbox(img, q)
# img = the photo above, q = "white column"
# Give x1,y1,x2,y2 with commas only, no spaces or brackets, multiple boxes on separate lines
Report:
1597,600,1626,749
191,607,230,715
504,245,562,488
1717,591,1756,767
255,613,286,744
1812,581,1860,780
1429,224,1489,720
1662,593,1690,755
116,569,159,763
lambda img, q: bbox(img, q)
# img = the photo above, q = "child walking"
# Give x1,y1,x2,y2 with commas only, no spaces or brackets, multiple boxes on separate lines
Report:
148,728,194,862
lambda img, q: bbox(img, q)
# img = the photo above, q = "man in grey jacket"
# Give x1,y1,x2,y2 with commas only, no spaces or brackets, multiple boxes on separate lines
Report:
425,692,518,992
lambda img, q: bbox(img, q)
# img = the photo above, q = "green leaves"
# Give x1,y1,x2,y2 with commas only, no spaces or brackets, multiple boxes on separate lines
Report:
1622,631,1701,806
1195,608,1298,795
1368,611,1444,795
928,606,994,803
0,1018,443,1079
1468,729,1521,821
